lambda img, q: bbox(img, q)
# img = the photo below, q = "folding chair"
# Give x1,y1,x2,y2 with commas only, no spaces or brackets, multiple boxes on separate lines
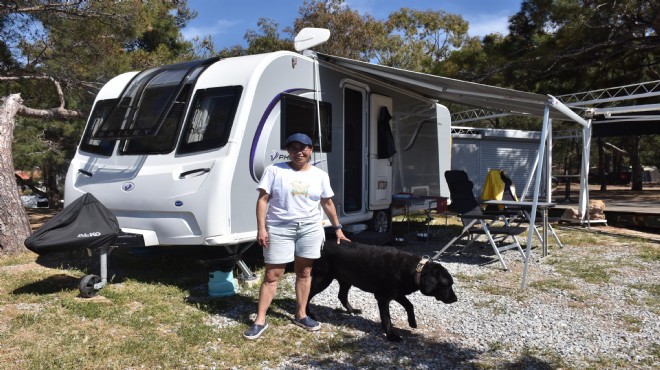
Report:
433,170,526,270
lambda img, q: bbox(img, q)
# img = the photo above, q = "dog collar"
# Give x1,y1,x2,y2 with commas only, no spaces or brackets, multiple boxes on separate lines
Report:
415,256,430,286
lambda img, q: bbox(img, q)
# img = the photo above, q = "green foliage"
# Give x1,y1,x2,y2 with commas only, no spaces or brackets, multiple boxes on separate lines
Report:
244,18,293,54
290,0,384,61
378,8,469,72
3,1,199,201
446,0,660,93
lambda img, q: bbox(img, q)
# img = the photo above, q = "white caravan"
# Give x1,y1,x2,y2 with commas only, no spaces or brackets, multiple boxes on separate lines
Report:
64,29,451,257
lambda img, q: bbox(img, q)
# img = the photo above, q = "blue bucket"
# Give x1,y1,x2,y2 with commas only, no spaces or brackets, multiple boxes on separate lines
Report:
208,270,238,297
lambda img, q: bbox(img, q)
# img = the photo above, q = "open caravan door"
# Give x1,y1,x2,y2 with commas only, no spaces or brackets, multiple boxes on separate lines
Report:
368,94,395,232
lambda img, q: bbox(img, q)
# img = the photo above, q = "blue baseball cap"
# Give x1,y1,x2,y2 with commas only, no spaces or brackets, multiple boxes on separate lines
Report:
285,133,313,147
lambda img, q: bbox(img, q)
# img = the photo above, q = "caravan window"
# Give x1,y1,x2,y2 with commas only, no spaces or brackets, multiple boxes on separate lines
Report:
120,66,207,154
178,86,242,154
281,94,332,152
120,82,192,154
79,99,118,156
89,58,217,155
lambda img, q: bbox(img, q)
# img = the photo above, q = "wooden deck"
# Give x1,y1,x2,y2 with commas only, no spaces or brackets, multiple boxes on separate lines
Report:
551,184,660,229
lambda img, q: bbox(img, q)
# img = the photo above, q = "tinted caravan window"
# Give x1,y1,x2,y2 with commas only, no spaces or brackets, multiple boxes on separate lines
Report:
120,67,207,154
91,58,218,154
178,86,242,154
281,94,331,152
79,99,118,156
120,82,193,154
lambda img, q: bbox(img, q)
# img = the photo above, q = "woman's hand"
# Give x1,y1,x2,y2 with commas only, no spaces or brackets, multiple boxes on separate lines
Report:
335,229,351,243
257,228,269,248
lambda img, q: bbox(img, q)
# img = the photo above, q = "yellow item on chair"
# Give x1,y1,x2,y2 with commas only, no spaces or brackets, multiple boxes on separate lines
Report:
481,169,505,209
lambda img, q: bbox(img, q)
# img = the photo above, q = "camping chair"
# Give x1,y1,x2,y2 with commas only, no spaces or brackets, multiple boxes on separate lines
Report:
484,169,563,249
433,170,526,270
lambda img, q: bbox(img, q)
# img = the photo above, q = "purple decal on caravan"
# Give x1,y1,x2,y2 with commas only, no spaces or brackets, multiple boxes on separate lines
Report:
249,88,313,182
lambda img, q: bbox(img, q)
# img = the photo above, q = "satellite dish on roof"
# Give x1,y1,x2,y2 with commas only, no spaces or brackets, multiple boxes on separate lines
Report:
294,28,330,51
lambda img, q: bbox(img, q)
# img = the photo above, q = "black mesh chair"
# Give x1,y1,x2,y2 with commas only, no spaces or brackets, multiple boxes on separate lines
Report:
432,170,526,270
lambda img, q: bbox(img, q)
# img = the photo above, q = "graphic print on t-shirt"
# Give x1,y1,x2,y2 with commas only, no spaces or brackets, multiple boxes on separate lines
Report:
290,181,310,197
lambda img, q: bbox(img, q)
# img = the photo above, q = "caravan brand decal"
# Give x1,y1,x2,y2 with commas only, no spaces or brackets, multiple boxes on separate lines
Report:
121,182,135,192
270,150,290,162
249,88,313,182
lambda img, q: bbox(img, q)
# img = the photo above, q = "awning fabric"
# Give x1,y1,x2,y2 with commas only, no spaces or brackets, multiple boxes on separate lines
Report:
318,54,568,120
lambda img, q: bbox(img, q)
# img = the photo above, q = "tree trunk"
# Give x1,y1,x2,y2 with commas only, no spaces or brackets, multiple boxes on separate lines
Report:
630,136,643,191
43,163,61,209
0,94,31,256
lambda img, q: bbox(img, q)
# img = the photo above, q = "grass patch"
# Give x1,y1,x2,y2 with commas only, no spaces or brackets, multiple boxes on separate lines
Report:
0,248,374,369
637,243,660,263
545,257,612,284
529,278,577,292
628,283,660,314
0,252,38,267
620,314,643,332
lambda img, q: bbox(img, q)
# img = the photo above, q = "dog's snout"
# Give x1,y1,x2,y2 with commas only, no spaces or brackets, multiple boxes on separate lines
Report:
436,290,458,304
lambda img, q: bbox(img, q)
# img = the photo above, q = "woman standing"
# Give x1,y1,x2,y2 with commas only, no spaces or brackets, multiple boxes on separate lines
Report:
244,133,350,340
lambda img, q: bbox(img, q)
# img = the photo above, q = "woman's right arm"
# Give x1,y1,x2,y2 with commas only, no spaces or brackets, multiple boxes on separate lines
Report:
256,188,270,247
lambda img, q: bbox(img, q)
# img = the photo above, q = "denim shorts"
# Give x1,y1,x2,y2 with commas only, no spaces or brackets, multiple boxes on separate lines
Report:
264,221,325,264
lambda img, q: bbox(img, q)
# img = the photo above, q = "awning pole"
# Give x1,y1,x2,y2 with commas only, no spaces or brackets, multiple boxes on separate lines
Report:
580,120,592,226
522,104,551,288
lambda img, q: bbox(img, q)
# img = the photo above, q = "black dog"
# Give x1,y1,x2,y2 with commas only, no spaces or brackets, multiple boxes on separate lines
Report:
308,241,457,341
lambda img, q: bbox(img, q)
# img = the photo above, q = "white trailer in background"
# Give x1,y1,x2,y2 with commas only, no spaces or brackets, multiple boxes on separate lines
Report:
64,29,451,270
451,126,546,199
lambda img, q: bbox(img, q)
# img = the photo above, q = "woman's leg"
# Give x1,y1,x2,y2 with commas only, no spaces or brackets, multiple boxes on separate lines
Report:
293,222,325,319
293,256,314,319
255,263,285,325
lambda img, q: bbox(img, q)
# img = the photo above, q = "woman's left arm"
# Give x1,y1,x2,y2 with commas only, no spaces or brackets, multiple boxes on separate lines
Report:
320,197,351,243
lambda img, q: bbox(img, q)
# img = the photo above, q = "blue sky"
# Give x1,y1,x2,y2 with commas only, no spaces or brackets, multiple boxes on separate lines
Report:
182,0,523,49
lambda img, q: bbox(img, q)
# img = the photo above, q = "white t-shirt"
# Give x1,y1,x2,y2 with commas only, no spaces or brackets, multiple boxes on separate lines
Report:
258,162,334,224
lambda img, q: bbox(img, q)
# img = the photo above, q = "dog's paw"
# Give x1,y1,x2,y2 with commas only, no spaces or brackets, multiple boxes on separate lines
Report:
408,319,417,328
348,308,362,315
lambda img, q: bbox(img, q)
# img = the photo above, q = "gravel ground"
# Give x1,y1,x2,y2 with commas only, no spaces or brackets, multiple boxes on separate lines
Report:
207,226,659,369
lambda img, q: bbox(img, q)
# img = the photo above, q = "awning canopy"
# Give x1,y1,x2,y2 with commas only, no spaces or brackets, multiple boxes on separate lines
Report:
318,53,571,121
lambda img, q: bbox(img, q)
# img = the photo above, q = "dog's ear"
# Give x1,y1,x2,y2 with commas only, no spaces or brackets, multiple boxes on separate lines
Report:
419,263,453,293
418,266,438,295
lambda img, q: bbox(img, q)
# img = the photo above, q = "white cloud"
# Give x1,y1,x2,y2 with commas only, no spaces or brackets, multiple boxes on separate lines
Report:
465,13,511,37
181,19,241,40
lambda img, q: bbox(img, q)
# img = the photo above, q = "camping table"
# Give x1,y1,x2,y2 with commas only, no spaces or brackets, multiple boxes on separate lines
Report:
391,195,438,244
483,200,559,257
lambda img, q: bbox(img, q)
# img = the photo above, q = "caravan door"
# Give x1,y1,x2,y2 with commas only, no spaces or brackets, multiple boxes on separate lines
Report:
368,94,394,209
341,83,368,215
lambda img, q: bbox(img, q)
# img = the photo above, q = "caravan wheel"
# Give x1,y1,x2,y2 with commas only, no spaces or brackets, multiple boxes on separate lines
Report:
79,274,102,298
369,210,391,233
